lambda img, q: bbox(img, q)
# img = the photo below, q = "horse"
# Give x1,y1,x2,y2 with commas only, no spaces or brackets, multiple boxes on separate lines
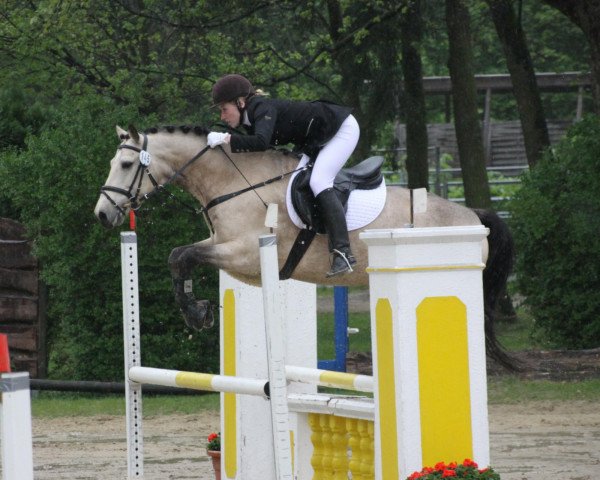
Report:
94,124,515,368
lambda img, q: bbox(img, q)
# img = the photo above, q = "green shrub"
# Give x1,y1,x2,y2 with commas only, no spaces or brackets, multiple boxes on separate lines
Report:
510,115,600,348
0,94,219,380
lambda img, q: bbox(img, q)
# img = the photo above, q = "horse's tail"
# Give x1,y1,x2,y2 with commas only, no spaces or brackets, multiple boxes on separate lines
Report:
473,208,519,371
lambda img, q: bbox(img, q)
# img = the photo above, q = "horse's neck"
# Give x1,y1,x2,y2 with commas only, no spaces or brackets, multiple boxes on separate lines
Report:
156,135,298,208
150,132,215,203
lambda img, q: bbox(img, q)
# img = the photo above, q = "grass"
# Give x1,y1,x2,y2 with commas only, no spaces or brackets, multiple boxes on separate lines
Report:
317,311,371,360
487,377,600,403
494,310,554,351
32,392,219,418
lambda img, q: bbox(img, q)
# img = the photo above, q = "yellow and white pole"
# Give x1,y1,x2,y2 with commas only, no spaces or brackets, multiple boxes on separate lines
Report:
360,226,491,479
128,366,269,396
285,365,373,392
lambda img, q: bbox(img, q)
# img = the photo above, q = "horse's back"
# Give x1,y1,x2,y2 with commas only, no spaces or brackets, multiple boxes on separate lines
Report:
370,185,481,229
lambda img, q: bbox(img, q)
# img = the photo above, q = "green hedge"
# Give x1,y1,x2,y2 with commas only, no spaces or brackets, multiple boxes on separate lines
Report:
0,95,219,380
510,115,600,348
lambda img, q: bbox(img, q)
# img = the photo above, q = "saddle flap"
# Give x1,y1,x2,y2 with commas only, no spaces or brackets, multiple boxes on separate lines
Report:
334,156,384,191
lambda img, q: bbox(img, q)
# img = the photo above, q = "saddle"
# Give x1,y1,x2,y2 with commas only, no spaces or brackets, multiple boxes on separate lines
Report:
279,155,384,280
291,156,384,234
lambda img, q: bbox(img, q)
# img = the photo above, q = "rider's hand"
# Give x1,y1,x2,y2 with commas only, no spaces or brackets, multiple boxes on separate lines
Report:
207,132,230,148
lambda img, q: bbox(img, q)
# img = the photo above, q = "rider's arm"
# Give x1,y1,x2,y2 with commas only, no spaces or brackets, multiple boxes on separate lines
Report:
229,99,277,152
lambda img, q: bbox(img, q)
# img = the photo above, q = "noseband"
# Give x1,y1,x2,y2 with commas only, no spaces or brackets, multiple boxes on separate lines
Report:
100,133,161,216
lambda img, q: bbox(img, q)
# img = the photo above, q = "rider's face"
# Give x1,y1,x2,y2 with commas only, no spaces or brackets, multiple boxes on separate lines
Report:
219,101,242,128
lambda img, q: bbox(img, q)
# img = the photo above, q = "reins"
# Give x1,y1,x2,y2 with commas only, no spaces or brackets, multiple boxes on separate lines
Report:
208,146,309,211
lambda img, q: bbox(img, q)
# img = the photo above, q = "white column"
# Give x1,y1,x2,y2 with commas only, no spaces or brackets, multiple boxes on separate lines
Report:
1,372,34,480
219,263,316,480
360,226,490,479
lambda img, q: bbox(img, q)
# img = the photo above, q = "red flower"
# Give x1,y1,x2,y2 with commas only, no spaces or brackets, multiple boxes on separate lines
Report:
207,433,218,442
405,460,500,480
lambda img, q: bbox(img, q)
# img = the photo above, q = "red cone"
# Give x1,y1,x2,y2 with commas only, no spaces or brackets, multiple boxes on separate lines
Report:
0,334,10,373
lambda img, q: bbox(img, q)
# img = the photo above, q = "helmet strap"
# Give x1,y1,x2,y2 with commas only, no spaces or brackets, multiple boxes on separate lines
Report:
235,98,246,116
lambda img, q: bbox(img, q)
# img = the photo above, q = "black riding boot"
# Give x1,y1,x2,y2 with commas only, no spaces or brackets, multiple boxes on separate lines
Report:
316,188,357,277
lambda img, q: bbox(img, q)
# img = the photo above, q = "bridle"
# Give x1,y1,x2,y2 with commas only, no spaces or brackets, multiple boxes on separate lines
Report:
100,134,159,216
100,133,210,217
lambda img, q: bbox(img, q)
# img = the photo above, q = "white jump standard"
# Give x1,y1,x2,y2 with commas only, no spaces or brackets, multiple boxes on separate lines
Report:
1,372,34,480
120,225,492,479
361,226,491,477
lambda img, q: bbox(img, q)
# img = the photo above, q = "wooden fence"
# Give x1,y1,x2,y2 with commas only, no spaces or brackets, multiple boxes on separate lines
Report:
395,119,572,167
0,218,46,377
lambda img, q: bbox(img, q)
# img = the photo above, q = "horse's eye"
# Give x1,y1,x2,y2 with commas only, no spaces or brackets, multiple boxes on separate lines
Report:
121,161,134,170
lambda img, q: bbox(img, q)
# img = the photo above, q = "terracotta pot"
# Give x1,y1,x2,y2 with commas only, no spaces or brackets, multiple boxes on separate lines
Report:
207,450,221,480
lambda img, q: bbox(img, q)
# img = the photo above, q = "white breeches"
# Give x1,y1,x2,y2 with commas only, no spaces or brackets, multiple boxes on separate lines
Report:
305,114,360,196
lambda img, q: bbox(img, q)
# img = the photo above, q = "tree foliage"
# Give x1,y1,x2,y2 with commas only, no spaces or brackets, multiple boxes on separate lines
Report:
0,1,596,377
0,95,219,380
510,116,600,348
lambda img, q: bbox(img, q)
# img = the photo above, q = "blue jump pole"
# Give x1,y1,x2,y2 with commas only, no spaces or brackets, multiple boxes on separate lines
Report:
317,286,348,372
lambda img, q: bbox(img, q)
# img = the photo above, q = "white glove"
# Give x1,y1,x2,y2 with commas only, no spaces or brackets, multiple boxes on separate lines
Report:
207,132,230,148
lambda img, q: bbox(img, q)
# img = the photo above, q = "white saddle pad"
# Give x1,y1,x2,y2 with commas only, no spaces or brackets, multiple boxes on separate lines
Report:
285,156,387,231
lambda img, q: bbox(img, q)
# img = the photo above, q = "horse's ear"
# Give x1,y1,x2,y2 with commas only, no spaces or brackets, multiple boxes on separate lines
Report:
116,125,128,140
128,124,140,144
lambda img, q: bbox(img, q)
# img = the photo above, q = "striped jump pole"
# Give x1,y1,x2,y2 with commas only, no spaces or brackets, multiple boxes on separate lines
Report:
285,365,373,392
128,366,269,397
129,364,373,396
360,226,491,479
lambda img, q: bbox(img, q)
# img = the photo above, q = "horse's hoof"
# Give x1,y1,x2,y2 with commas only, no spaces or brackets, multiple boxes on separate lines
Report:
182,300,214,331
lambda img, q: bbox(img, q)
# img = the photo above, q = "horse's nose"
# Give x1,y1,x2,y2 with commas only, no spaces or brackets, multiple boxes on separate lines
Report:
96,210,112,229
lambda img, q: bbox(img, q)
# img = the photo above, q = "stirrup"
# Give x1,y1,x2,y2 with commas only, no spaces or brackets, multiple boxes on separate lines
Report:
326,249,356,278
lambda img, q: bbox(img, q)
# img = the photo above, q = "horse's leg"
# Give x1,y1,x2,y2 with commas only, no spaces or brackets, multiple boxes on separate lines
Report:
168,238,253,330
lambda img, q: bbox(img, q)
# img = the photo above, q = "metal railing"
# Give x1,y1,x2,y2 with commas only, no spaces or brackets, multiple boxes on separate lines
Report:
373,147,528,217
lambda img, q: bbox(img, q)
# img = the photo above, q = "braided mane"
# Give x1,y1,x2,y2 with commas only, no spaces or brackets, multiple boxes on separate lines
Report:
143,125,210,136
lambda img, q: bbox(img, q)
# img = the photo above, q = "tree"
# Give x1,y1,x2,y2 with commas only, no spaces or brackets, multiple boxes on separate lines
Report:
324,0,405,159
445,0,492,209
511,116,600,348
400,0,429,189
542,0,600,113
0,95,219,380
485,0,551,167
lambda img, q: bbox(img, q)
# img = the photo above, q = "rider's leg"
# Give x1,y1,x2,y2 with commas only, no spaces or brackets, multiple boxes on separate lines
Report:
310,115,360,277
315,188,357,276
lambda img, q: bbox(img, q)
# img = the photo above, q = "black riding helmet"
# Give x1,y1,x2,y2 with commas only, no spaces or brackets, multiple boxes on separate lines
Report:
211,74,255,106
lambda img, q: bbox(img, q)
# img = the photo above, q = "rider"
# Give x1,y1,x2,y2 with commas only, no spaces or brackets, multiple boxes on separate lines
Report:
207,74,360,277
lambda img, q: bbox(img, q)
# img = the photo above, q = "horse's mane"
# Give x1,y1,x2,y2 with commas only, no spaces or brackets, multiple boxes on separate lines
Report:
141,124,300,162
143,125,210,136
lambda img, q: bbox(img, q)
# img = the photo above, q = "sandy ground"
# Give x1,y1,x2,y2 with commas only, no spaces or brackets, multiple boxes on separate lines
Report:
16,400,599,479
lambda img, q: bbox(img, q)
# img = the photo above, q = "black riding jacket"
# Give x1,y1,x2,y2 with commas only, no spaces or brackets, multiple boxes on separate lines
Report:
229,96,352,157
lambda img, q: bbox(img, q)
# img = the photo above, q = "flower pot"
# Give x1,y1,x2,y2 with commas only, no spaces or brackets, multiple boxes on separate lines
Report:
207,449,221,480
